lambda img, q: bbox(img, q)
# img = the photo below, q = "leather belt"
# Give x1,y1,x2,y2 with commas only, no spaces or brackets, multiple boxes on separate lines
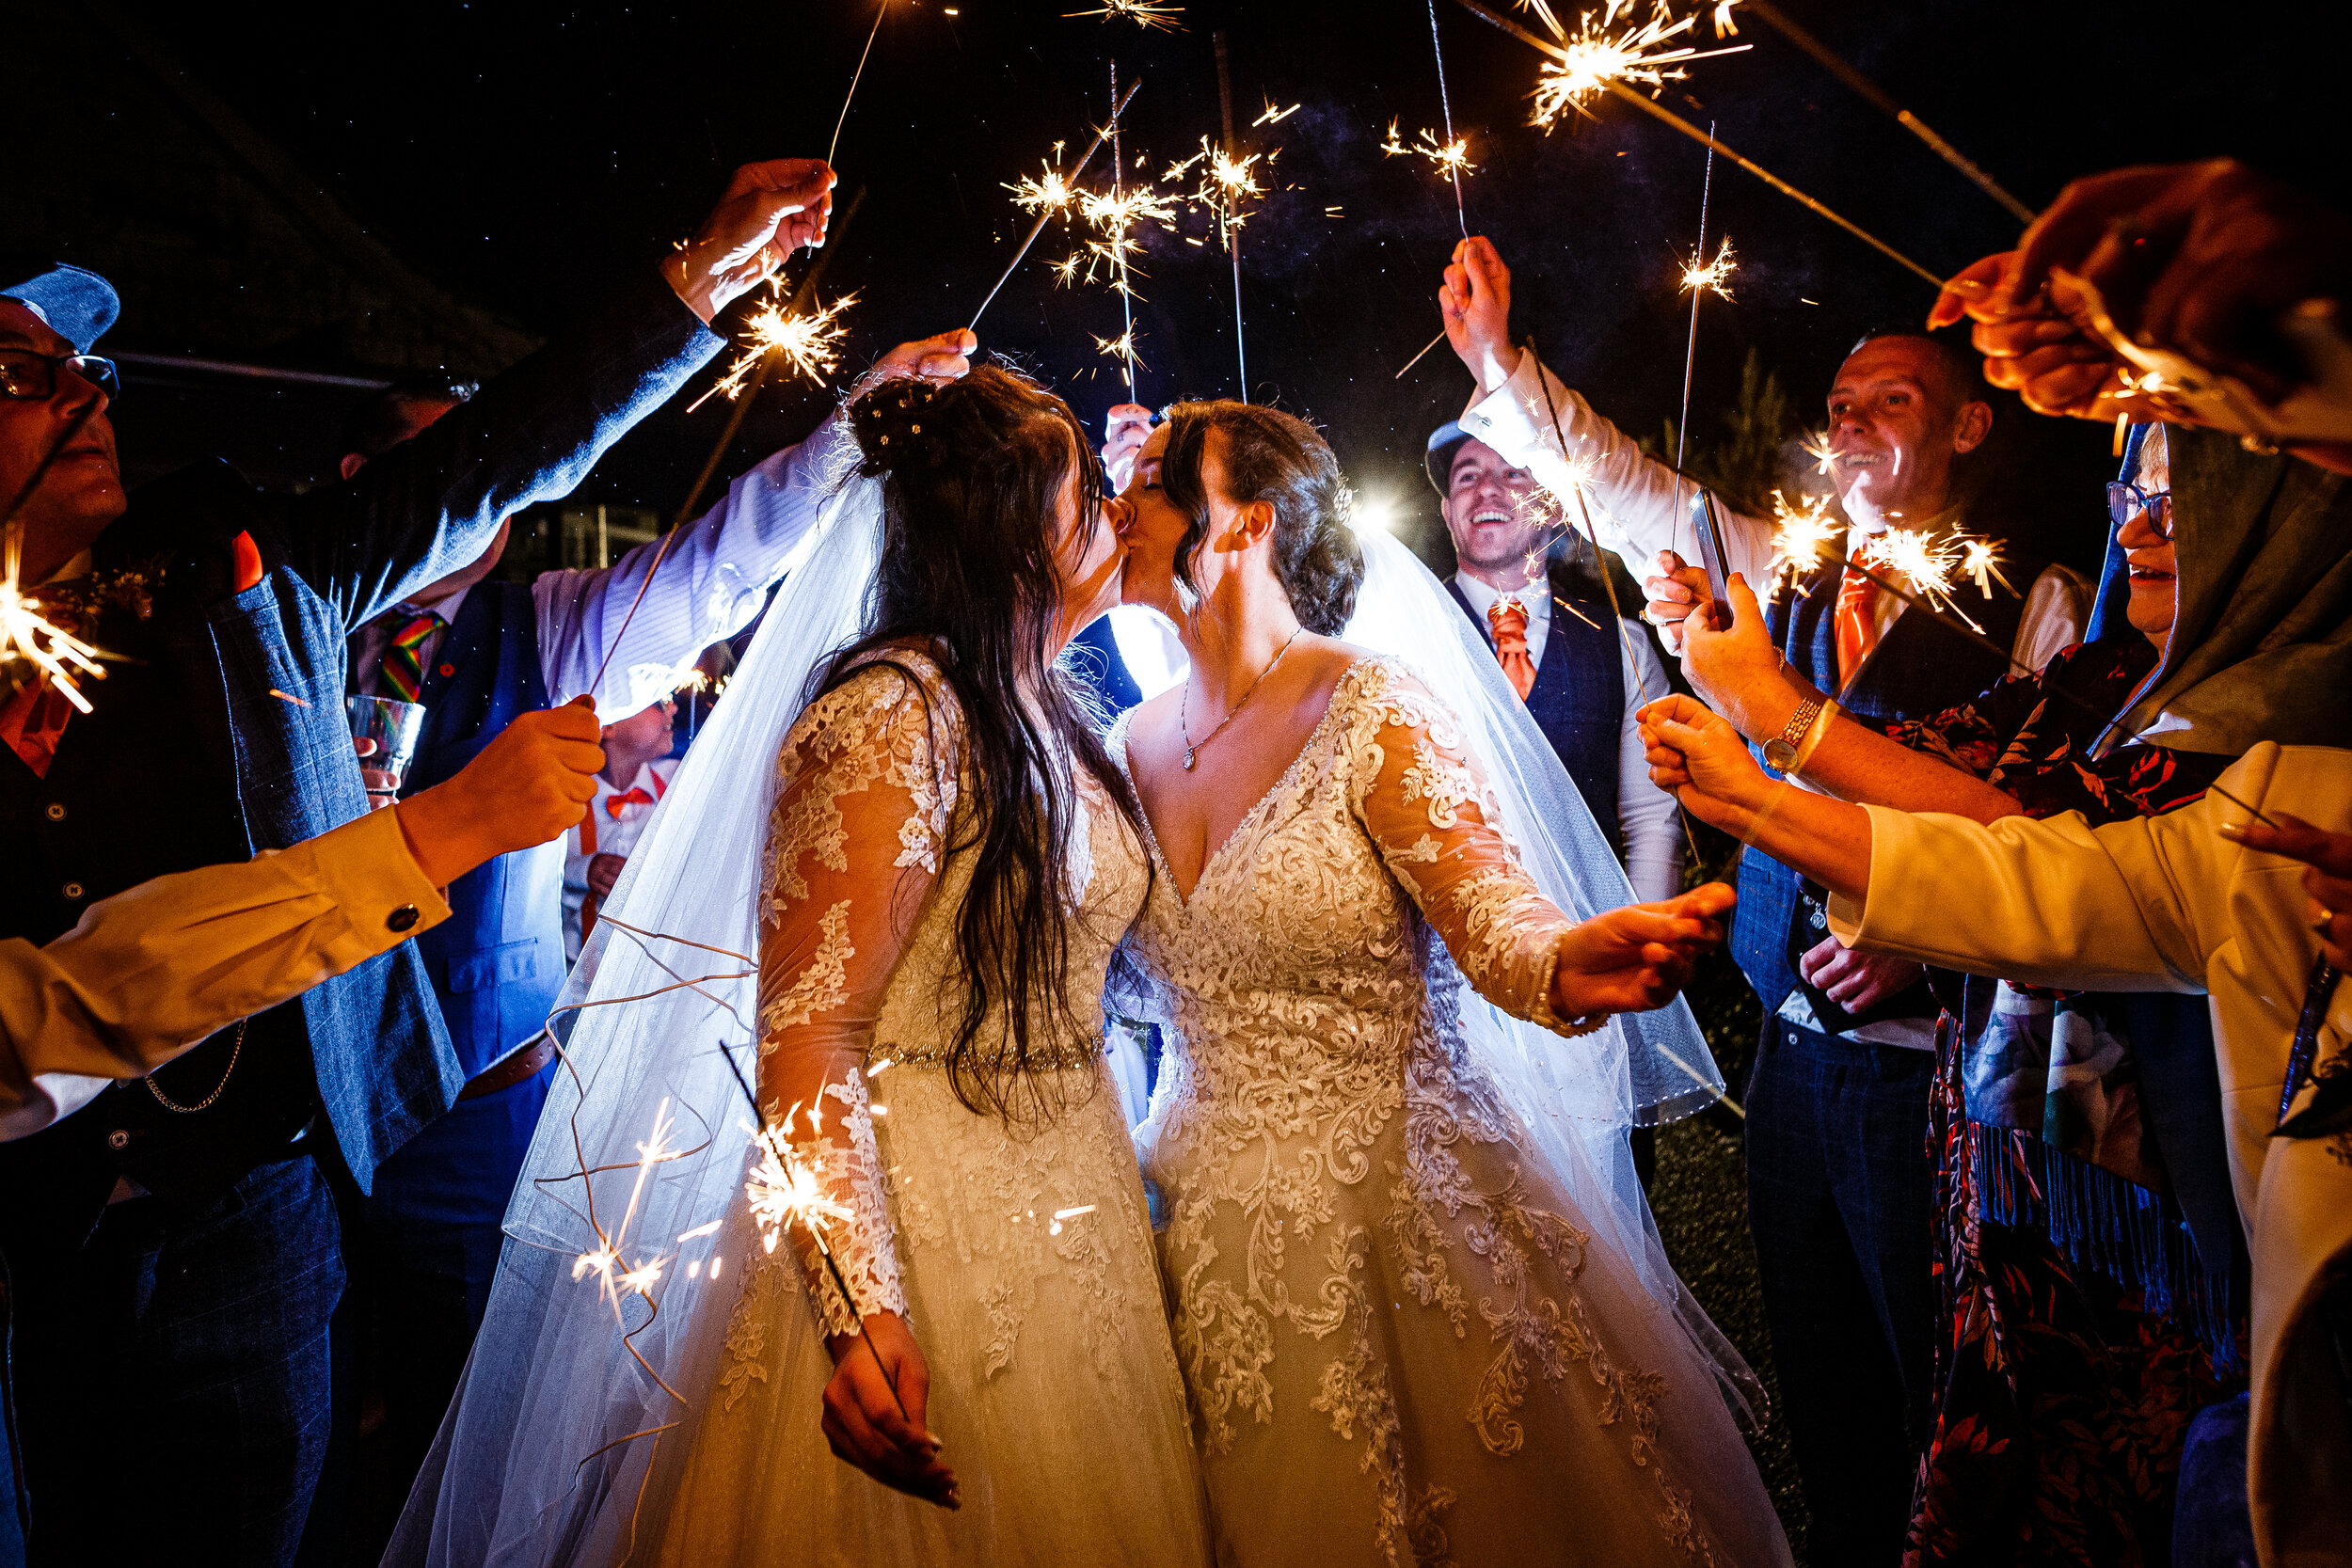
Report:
460,1035,557,1101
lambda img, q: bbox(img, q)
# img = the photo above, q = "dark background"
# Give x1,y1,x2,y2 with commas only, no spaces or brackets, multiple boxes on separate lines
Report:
18,0,2352,565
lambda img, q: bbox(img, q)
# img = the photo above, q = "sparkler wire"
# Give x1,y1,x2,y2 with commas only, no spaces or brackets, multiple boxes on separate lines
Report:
829,0,889,166
1675,126,1716,480
1215,31,1247,402
1450,0,1946,290
1736,0,2035,225
1524,341,1739,1116
1427,0,1470,240
1110,59,1137,399
968,76,1146,333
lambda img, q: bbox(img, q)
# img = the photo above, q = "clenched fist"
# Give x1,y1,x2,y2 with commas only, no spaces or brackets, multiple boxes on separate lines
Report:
395,697,606,887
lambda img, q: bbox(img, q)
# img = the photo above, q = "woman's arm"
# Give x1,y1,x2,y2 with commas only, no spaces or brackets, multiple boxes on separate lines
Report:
1680,576,2026,824
756,662,960,1508
1637,694,1875,905
1344,669,1730,1031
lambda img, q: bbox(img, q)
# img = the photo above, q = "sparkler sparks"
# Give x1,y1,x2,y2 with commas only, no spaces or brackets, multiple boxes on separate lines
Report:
1382,119,1477,180
1523,0,1752,125
1251,98,1300,127
1092,328,1149,372
0,578,105,713
1678,235,1736,300
1063,0,1184,31
1801,428,1837,477
698,293,858,412
1763,488,1842,595
570,1097,691,1308
1007,163,1081,216
745,1115,856,1259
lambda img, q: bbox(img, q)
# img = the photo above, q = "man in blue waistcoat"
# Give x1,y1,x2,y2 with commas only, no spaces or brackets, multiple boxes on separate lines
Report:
0,156,833,1567
1422,422,1685,904
1438,234,2092,1568
326,323,979,1527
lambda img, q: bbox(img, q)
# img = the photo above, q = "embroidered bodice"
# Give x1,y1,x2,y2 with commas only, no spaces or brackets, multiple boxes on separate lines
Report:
754,651,1145,1338
1114,657,1720,1564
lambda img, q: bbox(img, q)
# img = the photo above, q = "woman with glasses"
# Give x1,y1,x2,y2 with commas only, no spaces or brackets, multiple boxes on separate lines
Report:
1671,421,2268,1564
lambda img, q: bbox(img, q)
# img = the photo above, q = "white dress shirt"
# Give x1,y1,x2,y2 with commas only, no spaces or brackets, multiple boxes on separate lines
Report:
1828,743,2352,1568
352,418,848,721
562,757,678,959
1460,349,2093,1041
1451,571,1685,904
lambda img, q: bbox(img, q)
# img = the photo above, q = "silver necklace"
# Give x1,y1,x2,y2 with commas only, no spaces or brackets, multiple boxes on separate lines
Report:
1179,626,1304,771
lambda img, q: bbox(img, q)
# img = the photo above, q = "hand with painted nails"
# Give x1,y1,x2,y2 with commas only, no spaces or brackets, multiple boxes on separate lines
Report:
1102,403,1154,491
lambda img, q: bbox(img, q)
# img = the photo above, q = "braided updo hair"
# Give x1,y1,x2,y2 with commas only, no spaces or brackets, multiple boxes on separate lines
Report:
1159,400,1363,635
823,364,1140,1122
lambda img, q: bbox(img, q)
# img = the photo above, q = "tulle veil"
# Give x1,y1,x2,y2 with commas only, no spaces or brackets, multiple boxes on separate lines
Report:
386,451,1751,1567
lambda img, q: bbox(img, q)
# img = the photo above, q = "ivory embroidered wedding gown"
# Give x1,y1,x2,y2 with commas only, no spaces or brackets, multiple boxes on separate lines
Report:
644,652,1212,1565
1112,657,1791,1568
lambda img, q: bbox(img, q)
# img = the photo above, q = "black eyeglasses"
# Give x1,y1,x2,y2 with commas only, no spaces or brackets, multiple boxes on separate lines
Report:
2106,481,2173,541
0,348,120,403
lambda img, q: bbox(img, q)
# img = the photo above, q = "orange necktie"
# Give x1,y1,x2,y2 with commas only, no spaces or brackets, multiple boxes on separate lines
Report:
1,680,74,779
1487,598,1537,702
1833,566,1882,691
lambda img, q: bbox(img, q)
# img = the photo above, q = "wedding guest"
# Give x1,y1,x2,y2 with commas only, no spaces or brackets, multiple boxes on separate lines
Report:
1,701,603,1142
1928,160,2352,474
1637,698,2352,1568
0,156,830,1567
1438,234,2090,1567
1424,422,1683,902
332,323,975,1541
563,695,681,959
1679,425,2282,1561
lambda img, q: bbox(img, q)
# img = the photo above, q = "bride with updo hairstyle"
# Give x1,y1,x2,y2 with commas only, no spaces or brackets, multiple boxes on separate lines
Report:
1106,401,1790,1564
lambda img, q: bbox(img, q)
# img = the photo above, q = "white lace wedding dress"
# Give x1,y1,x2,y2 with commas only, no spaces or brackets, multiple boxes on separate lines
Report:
645,652,1212,1565
1112,657,1791,1568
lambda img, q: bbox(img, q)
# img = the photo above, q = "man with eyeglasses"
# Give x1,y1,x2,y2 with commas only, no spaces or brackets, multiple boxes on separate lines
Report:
0,155,832,1568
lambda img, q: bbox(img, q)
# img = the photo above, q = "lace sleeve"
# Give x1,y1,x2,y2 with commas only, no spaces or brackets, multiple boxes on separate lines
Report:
1340,663,1587,1037
755,657,960,1336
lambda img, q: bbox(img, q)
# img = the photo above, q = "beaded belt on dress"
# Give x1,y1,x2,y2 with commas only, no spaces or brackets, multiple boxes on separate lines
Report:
870,1036,1104,1070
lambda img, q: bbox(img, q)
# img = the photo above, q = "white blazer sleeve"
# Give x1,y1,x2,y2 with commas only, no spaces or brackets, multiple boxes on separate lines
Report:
1458,351,1776,589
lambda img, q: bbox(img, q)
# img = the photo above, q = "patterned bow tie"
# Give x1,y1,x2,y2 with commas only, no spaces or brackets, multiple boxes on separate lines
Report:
606,786,656,818
1486,597,1537,702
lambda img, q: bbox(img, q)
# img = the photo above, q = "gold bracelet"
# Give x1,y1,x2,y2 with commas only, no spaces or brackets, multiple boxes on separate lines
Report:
1788,698,1840,777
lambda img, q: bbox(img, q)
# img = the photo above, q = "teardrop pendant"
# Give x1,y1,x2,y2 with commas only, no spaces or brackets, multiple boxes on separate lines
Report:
1182,747,1197,770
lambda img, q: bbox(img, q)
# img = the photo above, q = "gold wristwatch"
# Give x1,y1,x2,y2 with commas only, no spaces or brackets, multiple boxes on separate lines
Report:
1762,697,1824,774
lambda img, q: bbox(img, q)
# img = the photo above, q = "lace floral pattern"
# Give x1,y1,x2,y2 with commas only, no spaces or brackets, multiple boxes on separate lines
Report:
1119,657,1715,1564
739,648,1162,1392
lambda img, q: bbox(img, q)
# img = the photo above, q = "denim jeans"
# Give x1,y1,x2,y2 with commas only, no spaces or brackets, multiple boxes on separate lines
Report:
1745,1018,1937,1568
8,1152,342,1567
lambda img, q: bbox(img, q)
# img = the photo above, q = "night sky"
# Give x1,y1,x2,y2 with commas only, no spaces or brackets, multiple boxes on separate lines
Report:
116,0,2352,556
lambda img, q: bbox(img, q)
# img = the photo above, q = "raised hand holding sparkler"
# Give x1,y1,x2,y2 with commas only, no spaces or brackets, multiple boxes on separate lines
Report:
659,159,837,325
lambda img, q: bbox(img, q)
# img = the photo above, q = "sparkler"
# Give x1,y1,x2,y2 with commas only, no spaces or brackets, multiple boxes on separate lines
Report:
1801,428,1837,477
0,404,113,713
1733,0,2035,224
1382,120,1478,182
1520,0,1751,125
1064,0,1184,31
1425,0,1472,240
686,292,859,416
1109,59,1136,397
745,1105,913,1422
829,0,889,166
968,76,1146,332
1678,234,1736,302
1454,0,1947,291
571,1097,691,1313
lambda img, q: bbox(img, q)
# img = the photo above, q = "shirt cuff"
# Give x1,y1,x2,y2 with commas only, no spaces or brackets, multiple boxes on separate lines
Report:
284,806,455,952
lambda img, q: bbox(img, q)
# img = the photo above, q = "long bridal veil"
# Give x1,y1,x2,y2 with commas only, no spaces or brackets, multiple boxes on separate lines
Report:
389,470,1756,1568
386,445,887,1567
1337,524,1758,1416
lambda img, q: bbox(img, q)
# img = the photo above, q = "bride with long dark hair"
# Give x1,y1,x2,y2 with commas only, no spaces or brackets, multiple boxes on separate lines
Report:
1105,400,1793,1566
387,361,1211,1566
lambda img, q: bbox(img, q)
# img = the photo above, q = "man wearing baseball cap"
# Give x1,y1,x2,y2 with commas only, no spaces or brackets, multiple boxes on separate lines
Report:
0,154,832,1565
